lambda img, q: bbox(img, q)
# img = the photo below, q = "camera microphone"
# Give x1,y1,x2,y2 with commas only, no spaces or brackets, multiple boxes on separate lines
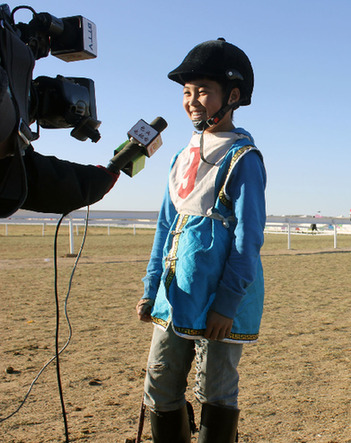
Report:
107,117,168,177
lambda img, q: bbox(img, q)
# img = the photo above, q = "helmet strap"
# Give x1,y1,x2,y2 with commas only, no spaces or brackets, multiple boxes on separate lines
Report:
193,87,241,164
206,102,238,127
192,102,237,132
197,103,235,165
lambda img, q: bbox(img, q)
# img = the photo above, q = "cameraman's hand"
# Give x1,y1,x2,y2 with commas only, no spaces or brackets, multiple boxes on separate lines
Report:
204,310,233,341
136,298,154,322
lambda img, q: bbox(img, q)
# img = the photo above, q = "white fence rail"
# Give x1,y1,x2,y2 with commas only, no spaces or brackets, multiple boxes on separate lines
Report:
265,216,351,249
0,210,159,254
1,211,351,251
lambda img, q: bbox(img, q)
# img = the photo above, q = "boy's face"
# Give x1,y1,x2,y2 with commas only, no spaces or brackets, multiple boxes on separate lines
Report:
183,78,237,133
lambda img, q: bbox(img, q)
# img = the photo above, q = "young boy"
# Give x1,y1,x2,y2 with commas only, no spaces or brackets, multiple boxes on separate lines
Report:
136,38,266,442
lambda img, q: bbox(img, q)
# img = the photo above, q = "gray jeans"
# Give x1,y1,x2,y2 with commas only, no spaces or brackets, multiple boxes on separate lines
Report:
144,323,243,412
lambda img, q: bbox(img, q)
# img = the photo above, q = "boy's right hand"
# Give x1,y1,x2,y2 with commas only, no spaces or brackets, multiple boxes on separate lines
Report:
136,298,154,322
204,310,233,341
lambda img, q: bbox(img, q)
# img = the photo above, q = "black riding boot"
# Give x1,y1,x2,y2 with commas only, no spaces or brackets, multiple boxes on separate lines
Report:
198,403,240,443
150,403,191,443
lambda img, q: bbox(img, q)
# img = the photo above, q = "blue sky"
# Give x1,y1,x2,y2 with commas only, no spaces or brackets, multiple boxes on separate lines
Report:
6,0,351,216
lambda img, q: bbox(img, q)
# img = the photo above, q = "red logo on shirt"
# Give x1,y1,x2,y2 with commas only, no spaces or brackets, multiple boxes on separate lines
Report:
178,147,200,199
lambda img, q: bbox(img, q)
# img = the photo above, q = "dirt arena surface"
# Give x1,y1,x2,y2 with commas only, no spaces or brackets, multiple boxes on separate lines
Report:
1,226,350,442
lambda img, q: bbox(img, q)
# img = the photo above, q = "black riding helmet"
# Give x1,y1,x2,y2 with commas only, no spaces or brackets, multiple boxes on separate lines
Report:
168,38,254,131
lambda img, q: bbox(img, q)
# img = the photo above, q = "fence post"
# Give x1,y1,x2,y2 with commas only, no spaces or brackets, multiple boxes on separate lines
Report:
334,223,337,249
287,221,291,250
69,216,74,254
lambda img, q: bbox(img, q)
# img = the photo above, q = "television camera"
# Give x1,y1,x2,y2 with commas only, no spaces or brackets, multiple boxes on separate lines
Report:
0,3,100,144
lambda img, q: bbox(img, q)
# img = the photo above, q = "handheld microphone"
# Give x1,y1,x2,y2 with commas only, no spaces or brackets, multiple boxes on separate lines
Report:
107,117,168,177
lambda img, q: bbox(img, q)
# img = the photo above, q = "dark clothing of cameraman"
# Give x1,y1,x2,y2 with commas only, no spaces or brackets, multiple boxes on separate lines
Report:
0,145,118,217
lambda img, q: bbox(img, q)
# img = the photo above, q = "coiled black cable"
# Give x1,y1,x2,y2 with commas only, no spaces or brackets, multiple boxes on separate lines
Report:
1,207,90,443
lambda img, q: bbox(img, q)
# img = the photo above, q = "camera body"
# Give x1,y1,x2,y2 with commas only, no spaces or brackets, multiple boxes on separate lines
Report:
0,4,100,143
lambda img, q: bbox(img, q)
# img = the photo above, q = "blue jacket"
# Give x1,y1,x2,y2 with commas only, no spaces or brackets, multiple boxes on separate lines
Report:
142,128,266,343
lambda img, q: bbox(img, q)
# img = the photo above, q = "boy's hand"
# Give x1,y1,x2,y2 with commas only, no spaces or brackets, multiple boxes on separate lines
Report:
136,298,154,322
204,310,233,341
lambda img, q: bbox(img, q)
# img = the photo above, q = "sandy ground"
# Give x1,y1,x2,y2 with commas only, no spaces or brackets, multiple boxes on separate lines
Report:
0,228,350,442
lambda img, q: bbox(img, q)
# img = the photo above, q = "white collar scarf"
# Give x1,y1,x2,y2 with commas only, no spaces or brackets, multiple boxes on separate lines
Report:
169,131,247,217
